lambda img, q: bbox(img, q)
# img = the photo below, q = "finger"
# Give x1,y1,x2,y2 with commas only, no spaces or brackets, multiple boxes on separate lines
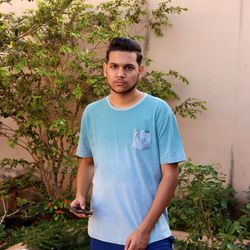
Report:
71,211,92,218
69,205,92,218
79,198,86,210
71,199,83,209
80,203,86,210
124,238,131,250
71,199,86,211
77,213,92,218
70,200,78,207
127,243,135,250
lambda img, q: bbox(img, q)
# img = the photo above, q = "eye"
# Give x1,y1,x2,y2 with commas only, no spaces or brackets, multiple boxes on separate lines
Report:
125,65,135,71
110,64,118,69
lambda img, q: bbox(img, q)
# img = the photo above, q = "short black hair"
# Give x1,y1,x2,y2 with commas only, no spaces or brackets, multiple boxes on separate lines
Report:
105,37,143,65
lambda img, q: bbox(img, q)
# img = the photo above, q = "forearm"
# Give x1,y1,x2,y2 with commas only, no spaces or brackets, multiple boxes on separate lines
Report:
139,163,179,233
76,157,94,199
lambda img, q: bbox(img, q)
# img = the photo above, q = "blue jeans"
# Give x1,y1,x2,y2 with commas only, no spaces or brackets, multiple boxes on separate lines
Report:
90,236,174,250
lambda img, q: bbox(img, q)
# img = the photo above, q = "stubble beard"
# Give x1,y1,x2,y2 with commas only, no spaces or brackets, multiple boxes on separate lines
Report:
108,82,137,95
108,74,139,95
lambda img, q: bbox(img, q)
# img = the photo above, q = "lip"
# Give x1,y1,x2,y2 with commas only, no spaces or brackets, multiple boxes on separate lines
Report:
114,81,126,84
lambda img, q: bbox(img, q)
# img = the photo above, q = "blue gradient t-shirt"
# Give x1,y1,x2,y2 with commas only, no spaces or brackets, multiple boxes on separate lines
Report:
76,93,186,245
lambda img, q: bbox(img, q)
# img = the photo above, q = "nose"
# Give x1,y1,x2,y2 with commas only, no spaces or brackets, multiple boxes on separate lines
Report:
116,67,125,78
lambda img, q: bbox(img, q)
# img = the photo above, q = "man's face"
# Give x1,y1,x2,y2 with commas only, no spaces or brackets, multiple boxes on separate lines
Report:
103,51,144,95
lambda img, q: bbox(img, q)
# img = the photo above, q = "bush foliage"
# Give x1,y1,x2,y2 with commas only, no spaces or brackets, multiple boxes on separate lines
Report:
1,219,89,250
0,1,209,248
169,161,250,249
1,161,249,249
22,220,89,250
0,0,206,200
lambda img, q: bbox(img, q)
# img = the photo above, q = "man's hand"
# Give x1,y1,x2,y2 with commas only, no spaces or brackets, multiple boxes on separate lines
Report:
124,163,178,250
71,157,94,219
70,196,92,218
124,227,150,250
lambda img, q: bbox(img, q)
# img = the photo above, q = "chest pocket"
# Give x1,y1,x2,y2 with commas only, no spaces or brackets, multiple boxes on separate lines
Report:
133,129,151,150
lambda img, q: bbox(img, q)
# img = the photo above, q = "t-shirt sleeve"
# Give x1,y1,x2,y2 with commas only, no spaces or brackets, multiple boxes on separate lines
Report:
76,108,92,158
157,108,186,164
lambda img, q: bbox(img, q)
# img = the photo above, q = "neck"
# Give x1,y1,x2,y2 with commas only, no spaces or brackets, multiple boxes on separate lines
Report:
109,89,144,108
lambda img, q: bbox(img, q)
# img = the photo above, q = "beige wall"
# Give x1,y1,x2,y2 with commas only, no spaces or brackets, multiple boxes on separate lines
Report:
147,0,250,201
0,0,36,15
1,0,249,201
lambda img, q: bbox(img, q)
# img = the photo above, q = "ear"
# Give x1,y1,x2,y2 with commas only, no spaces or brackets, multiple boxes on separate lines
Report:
138,65,144,77
103,62,107,77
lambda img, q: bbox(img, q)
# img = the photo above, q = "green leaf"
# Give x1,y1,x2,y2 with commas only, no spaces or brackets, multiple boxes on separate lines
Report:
16,197,28,207
7,137,17,149
73,85,83,99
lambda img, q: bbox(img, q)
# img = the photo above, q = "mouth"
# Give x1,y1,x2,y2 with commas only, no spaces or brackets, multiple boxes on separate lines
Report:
114,81,126,84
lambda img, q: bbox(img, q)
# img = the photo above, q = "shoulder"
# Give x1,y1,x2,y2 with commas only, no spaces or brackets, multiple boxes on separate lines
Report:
80,97,107,122
84,97,107,113
145,94,173,115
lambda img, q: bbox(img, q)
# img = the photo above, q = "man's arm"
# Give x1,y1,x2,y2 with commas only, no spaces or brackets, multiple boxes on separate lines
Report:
70,157,94,218
125,163,179,250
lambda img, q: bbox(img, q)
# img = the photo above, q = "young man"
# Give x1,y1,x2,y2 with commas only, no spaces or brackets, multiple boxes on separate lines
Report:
71,37,186,250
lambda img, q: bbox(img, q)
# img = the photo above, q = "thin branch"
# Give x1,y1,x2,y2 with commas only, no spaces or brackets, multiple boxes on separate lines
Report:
59,170,65,190
0,197,20,224
0,132,34,158
0,123,16,132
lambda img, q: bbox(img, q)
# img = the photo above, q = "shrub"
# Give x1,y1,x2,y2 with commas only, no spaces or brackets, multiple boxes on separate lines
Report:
169,161,249,249
22,220,89,250
1,219,89,250
44,195,72,221
0,0,206,200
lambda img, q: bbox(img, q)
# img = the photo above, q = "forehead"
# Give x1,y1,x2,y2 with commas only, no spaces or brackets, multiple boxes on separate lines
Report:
108,51,137,65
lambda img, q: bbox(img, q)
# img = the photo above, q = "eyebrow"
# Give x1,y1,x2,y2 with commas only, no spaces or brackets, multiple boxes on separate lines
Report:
108,62,136,67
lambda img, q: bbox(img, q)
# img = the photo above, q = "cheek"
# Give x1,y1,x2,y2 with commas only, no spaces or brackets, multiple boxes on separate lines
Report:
106,69,115,77
105,70,112,78
106,72,114,83
130,73,139,81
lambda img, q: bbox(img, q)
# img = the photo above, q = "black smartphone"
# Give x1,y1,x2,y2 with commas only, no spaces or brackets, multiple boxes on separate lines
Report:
69,206,93,215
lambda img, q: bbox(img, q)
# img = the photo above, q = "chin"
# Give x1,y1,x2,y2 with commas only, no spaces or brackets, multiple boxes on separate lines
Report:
109,84,137,95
